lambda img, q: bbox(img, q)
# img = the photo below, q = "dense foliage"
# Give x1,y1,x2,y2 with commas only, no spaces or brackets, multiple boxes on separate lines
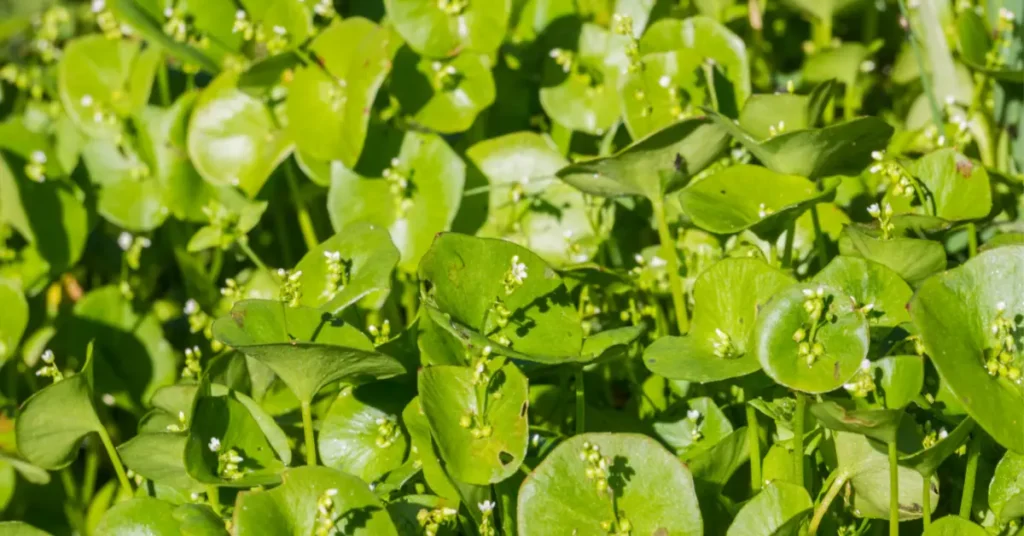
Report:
0,0,1022,535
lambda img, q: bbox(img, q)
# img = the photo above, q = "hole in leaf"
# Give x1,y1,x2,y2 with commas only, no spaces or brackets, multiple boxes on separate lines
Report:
519,401,528,417
499,451,515,465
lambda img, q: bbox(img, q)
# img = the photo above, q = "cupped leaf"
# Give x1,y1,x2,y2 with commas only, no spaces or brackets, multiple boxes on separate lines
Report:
580,325,645,363
653,396,733,457
117,432,202,493
212,300,407,404
834,432,937,521
677,165,835,235
95,498,226,536
725,481,812,536
812,256,913,327
327,129,465,272
467,132,610,267
108,0,220,73
16,346,102,470
419,363,528,485
957,10,1024,83
292,222,399,313
385,0,509,57
922,517,988,536
873,355,924,410
319,381,411,484
911,246,1024,453
556,117,730,200
839,226,946,286
899,417,975,477
518,433,703,535
187,71,291,196
755,283,870,393
392,48,496,133
736,81,835,140
402,397,460,501
645,257,793,382
233,466,398,536
418,233,584,363
894,149,992,223
619,50,705,139
811,400,903,444
0,279,27,365
988,451,1024,523
96,173,170,232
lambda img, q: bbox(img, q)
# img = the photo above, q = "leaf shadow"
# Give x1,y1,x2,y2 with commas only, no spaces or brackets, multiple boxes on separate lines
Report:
333,504,382,534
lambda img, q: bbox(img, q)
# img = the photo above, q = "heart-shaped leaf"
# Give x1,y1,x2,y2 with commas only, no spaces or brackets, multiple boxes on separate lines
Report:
0,279,27,366
384,0,509,57
894,149,992,223
233,466,398,536
212,300,407,405
556,117,730,200
910,246,1024,453
518,433,703,535
645,257,793,382
391,48,496,133
755,283,870,393
95,498,226,535
988,450,1024,523
726,481,812,536
319,381,412,484
839,226,946,286
812,256,913,327
117,432,202,492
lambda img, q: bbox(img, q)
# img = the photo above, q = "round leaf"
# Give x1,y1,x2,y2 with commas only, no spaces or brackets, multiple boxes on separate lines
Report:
620,51,706,139
812,256,913,327
922,517,988,536
988,451,1024,523
726,481,812,536
319,382,411,483
391,48,496,134
899,148,992,223
95,498,225,536
384,0,510,57
184,393,286,487
838,226,946,286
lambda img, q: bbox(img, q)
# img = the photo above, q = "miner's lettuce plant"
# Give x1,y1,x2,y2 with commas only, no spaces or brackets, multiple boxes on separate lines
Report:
0,0,1023,535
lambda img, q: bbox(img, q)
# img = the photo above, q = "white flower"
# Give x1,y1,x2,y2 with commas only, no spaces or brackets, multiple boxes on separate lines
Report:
441,507,458,517
860,359,871,371
163,7,173,17
91,0,106,13
478,500,496,514
944,95,956,106
996,301,1007,312
102,393,116,406
649,256,667,268
658,75,671,88
715,328,728,339
867,203,881,217
938,428,949,440
80,94,94,107
324,250,341,262
687,409,701,421
41,349,54,364
272,25,286,35
208,437,221,452
999,7,1015,22
871,150,884,161
31,150,46,164
184,299,199,315
235,9,246,19
325,488,338,497
633,254,645,265
510,255,528,284
859,60,876,73
117,232,133,251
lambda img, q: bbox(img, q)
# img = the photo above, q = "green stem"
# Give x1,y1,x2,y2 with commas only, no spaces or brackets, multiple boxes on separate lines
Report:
746,404,762,492
922,472,932,527
208,249,223,282
284,161,319,251
781,220,796,269
651,197,689,334
82,444,99,505
206,485,221,513
808,473,846,535
960,434,982,518
702,63,720,111
888,440,899,536
60,469,78,503
896,0,944,129
599,121,620,157
237,239,275,280
793,392,806,489
810,205,828,270
96,424,133,496
813,15,833,49
966,223,978,258
551,123,573,157
157,61,170,106
575,368,586,435
301,401,317,466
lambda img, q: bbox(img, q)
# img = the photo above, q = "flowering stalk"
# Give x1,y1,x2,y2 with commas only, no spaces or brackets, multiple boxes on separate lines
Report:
651,196,689,334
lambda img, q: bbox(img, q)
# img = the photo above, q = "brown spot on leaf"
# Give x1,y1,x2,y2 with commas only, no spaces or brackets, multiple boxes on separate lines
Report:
231,310,245,327
955,157,974,178
833,361,841,381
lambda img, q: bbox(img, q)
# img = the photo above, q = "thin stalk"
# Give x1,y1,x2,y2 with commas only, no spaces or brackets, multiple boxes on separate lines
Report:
702,63,720,111
81,443,99,505
781,221,796,269
575,368,586,435
237,239,276,280
206,485,221,513
896,0,944,128
966,223,978,258
813,15,833,49
922,473,932,527
960,434,982,518
888,441,899,536
284,161,319,251
651,197,689,334
809,473,846,535
157,61,170,106
599,121,620,156
810,205,829,270
60,469,78,503
96,424,133,495
551,123,572,157
207,249,223,282
301,401,318,465
746,404,762,492
793,392,807,489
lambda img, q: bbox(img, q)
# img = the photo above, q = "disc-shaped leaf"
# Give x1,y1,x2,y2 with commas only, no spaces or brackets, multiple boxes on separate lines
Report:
187,71,291,196
418,233,584,362
726,481,812,536
811,400,903,444
812,256,912,327
804,43,873,86
639,16,751,106
319,382,411,484
97,173,169,232
212,300,407,404
988,451,1024,523
384,0,509,57
234,466,398,536
327,130,465,272
579,325,645,364
755,283,870,393
834,432,937,521
653,397,734,457
922,517,988,536
518,433,703,535
467,132,610,267
646,258,793,382
677,165,834,235
418,364,528,485
285,18,400,164
292,223,399,313
16,349,102,470
839,226,946,286
897,149,992,223
736,82,834,140
391,48,496,134
873,355,924,410
556,117,730,200
0,279,27,365
95,498,225,536
910,246,1024,453
619,51,706,139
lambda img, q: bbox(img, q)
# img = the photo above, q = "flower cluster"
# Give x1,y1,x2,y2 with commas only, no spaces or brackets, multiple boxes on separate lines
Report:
867,202,895,240
321,250,350,300
768,120,786,137
794,287,832,367
181,346,202,380
24,150,47,182
503,255,528,294
869,151,920,202
209,438,245,481
478,500,497,536
92,0,125,40
842,359,875,398
35,349,63,383
611,14,643,74
368,320,391,346
277,268,303,307
383,158,415,216
986,8,1017,69
416,506,459,536
580,441,611,494
313,488,340,536
374,416,400,448
984,302,1020,382
165,411,188,433
686,408,704,442
436,0,469,15
459,409,493,438
471,345,493,385
233,11,290,55
430,61,460,91
161,5,210,50
921,424,949,450
548,48,575,73
711,328,739,359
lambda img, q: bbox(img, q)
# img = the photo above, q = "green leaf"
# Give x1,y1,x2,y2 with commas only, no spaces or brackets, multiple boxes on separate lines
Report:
292,222,399,313
736,81,835,140
556,117,730,200
653,396,733,457
0,279,27,365
418,233,584,363
0,522,52,536
839,226,947,286
645,258,794,382
95,498,226,536
108,0,220,74
834,432,937,521
988,451,1024,523
957,10,1024,83
755,283,870,393
897,149,992,223
639,16,751,106
467,132,610,267
327,129,465,272
285,18,400,164
922,516,988,536
517,433,703,535
384,0,510,57
319,381,411,483
117,432,202,493
97,173,170,232
212,300,407,405
804,44,873,86
899,417,974,477
619,51,707,139
391,48,496,134
402,397,460,501
687,427,750,486
16,347,103,470
419,363,528,485
812,256,913,327
811,400,903,444
911,246,1024,453
873,355,924,410
187,71,292,196
677,165,836,235
580,325,645,363
725,481,812,536
234,466,398,536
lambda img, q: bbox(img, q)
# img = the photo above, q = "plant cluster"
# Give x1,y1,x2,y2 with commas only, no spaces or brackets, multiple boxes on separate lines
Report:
0,0,1022,535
